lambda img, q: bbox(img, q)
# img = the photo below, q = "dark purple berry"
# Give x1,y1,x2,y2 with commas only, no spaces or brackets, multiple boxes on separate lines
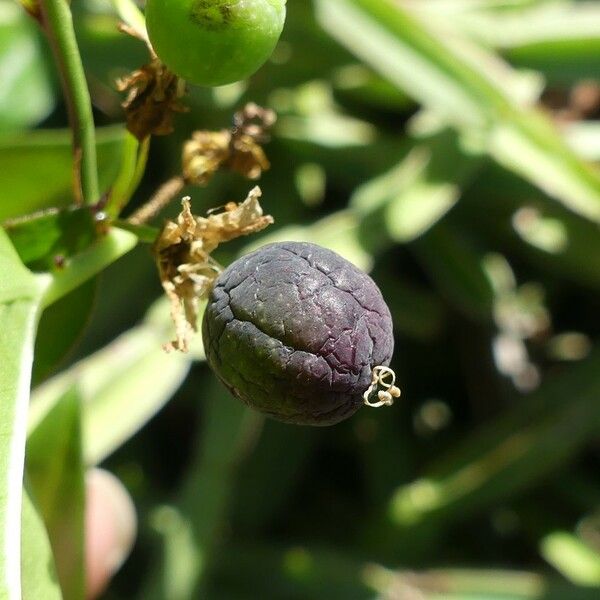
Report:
202,241,394,425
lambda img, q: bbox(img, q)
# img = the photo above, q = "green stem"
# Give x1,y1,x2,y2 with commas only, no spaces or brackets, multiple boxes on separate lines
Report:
113,219,160,244
39,0,99,205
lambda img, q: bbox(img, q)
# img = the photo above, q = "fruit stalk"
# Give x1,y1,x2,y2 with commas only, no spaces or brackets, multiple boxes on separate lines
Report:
39,0,99,205
127,176,185,225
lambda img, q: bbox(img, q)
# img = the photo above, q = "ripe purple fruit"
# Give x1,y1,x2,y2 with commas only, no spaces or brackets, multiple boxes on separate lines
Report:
202,242,395,425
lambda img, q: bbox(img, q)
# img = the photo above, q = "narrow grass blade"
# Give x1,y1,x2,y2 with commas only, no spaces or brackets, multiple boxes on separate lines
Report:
541,531,600,587
352,129,483,245
315,0,600,222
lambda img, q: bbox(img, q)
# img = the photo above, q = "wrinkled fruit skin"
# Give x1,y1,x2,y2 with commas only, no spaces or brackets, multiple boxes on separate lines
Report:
146,0,287,87
202,242,394,426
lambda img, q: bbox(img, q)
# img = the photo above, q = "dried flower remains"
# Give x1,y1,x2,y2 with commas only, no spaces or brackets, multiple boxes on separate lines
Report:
117,58,188,140
183,103,276,185
154,187,274,352
116,25,187,140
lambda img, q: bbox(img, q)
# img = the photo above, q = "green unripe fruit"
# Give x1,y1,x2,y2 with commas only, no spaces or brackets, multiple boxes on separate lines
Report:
145,0,287,86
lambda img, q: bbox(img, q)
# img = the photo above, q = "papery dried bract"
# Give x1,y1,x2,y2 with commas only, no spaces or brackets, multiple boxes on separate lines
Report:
155,187,274,352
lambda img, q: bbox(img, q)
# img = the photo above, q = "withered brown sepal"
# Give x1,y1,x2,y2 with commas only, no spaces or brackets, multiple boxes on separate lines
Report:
183,103,276,185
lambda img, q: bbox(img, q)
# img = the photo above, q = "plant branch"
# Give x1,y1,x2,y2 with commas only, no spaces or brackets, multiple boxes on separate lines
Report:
39,0,99,205
128,176,185,225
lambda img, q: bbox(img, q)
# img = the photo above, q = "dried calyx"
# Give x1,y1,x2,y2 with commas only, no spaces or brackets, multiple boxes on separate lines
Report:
154,187,273,352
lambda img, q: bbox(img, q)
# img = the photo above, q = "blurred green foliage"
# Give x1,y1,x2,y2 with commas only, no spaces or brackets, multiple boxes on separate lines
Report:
1,0,600,598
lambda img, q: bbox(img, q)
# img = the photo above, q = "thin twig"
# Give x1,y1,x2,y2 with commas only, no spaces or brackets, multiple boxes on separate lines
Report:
128,176,185,225
39,0,99,205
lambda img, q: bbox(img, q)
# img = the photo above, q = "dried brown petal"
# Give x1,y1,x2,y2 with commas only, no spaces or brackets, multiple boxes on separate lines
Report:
117,59,188,140
232,103,277,143
227,134,271,180
154,187,274,352
182,103,276,186
182,130,231,186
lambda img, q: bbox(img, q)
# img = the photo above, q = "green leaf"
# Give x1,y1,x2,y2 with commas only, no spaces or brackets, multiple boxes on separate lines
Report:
0,126,125,221
315,0,530,128
26,386,86,600
489,111,600,223
566,122,600,162
33,279,97,384
3,206,96,269
75,10,148,94
382,567,600,600
211,544,600,600
41,227,137,308
0,229,47,599
21,487,62,600
462,164,600,291
231,422,318,533
411,0,600,84
277,113,378,147
82,332,191,466
110,0,147,34
105,132,150,218
4,223,136,383
333,64,414,112
442,1,600,83
113,220,160,244
0,0,55,132
29,298,194,466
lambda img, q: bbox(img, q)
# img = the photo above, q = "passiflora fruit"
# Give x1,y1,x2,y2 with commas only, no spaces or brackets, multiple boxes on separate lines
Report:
145,0,287,86
202,242,396,426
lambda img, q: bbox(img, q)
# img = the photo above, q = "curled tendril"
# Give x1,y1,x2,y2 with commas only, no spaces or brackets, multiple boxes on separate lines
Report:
363,366,401,408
